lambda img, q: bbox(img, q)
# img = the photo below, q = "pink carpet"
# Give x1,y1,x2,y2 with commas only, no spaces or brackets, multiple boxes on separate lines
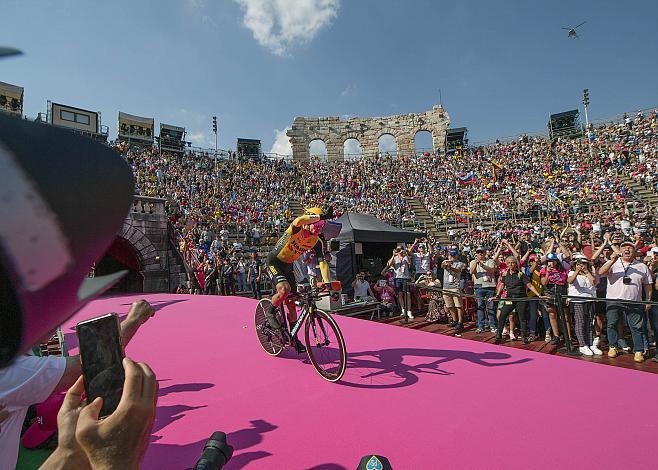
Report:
64,294,658,469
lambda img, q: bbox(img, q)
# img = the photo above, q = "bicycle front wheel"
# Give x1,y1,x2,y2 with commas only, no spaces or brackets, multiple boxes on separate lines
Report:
305,309,347,382
255,298,285,356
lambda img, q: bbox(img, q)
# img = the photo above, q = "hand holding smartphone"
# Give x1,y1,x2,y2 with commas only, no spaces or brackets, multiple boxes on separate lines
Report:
76,313,125,418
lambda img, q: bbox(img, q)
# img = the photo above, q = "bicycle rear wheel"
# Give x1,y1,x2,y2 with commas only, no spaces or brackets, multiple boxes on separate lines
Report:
305,309,347,382
255,298,285,356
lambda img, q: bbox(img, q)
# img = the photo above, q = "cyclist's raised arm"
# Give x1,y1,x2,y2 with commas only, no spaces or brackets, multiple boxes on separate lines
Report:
292,214,321,227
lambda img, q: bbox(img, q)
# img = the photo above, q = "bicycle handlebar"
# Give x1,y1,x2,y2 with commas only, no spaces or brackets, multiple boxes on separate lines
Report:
288,282,339,302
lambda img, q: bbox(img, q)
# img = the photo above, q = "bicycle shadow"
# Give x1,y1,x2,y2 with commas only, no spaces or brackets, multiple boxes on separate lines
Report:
279,346,531,389
340,347,532,389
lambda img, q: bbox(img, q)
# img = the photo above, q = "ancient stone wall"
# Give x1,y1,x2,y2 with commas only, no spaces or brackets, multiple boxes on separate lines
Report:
118,196,173,292
286,105,450,161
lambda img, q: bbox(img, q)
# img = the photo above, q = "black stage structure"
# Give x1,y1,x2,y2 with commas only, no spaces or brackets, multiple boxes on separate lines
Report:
333,212,425,293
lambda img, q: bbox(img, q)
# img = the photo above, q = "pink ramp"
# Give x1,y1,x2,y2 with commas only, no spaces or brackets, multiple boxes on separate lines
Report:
65,294,658,469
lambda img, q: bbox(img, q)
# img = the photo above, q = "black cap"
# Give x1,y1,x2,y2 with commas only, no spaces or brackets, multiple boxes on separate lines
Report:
0,114,134,367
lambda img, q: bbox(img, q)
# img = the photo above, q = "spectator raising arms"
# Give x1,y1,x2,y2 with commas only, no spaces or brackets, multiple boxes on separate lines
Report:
599,241,652,362
568,254,602,355
441,246,466,332
386,247,413,320
494,256,543,344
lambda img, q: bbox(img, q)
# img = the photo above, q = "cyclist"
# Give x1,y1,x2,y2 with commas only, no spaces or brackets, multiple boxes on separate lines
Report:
266,206,337,352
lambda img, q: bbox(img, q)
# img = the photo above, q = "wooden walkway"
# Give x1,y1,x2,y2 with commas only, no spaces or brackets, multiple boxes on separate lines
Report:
372,314,658,374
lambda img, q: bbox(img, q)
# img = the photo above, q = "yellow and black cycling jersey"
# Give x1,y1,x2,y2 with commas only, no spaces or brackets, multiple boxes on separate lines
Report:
270,214,324,264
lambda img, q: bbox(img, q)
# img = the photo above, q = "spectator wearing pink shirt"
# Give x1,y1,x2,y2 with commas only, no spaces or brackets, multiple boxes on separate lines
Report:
541,253,569,345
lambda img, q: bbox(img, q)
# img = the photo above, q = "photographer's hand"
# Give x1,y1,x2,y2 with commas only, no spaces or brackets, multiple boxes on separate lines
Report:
40,377,91,470
76,358,158,470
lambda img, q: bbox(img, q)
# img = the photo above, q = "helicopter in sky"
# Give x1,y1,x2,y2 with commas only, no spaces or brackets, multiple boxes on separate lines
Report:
562,21,586,38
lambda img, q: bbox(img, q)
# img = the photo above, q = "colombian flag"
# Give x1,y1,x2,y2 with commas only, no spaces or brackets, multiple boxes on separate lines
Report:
455,211,474,223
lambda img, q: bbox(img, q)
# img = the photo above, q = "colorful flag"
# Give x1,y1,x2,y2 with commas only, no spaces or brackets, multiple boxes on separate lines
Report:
456,171,477,185
491,160,502,182
455,210,473,223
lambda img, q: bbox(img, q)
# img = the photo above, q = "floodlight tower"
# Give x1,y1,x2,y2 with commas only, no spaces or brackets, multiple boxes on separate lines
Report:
212,115,218,185
582,89,593,160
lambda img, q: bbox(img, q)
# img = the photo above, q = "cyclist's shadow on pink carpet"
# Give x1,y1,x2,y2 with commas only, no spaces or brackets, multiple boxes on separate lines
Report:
282,347,531,389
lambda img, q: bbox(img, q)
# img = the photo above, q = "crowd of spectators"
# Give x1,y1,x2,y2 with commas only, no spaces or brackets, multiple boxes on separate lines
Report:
116,109,658,307
354,218,658,364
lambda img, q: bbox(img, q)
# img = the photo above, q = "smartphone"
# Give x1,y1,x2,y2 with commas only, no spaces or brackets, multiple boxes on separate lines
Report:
76,313,125,418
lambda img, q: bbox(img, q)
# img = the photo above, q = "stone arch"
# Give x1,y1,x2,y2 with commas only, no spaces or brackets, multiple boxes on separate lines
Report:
414,129,434,156
377,133,398,158
308,138,328,161
117,221,160,271
96,236,144,292
343,137,362,161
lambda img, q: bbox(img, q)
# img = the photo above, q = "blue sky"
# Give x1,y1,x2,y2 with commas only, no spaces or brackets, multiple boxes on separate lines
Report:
2,0,657,154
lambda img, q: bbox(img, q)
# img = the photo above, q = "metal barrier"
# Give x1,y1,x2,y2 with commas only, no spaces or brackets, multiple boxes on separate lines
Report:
401,282,658,356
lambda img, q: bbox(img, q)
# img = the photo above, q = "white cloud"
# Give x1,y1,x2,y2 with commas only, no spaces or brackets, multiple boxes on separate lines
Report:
270,128,293,156
187,130,215,148
235,0,340,56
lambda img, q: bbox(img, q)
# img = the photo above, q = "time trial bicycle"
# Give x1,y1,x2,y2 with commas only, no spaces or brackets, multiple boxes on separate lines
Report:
254,281,347,382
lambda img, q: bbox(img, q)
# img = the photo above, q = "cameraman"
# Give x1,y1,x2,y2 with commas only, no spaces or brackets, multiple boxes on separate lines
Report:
598,241,652,362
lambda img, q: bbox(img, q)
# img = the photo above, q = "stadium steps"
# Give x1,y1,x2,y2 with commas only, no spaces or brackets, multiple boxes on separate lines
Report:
406,197,448,243
289,200,305,216
620,175,658,208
